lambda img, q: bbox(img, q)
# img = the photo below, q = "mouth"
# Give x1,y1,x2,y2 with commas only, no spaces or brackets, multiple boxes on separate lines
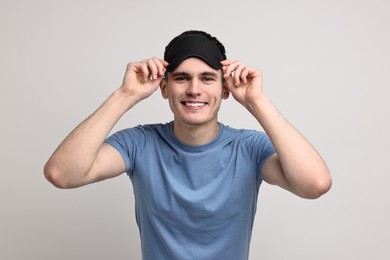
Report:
181,101,207,108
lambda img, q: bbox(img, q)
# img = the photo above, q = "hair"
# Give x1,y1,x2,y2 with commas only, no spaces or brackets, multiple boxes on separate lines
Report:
164,30,227,61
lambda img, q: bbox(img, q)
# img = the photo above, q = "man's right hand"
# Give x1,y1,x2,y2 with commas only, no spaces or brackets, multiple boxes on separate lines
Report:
119,58,169,102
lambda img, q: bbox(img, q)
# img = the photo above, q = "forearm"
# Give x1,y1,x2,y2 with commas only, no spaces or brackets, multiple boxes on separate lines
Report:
220,60,331,198
44,89,137,187
248,95,331,198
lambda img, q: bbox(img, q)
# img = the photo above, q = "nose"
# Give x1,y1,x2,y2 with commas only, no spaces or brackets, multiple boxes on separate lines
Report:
186,79,202,96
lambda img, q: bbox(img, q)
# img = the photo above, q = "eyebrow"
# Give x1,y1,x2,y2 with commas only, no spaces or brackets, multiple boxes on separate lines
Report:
171,71,219,78
200,71,219,78
171,72,190,78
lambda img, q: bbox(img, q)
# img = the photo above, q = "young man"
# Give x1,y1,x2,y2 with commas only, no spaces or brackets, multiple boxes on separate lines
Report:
44,30,332,259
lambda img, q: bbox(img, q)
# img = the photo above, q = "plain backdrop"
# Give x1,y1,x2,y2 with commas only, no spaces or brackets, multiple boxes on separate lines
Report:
1,0,389,259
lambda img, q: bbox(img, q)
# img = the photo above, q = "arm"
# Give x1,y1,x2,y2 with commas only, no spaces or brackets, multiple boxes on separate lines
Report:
221,60,332,199
44,58,168,188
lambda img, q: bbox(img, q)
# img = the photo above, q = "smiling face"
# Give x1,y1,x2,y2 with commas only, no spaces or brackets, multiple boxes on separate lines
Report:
160,57,229,129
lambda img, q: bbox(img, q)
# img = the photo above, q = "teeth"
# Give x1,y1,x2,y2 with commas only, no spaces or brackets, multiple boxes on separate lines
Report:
185,102,205,107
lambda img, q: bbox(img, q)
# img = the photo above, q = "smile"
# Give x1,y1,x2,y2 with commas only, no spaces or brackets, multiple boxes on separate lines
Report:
183,102,207,107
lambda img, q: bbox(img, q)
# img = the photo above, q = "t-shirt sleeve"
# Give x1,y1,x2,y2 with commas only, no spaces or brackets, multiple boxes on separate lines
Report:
244,131,275,182
104,126,147,176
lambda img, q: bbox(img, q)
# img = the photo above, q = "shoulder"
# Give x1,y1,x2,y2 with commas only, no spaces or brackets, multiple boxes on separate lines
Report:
220,123,268,141
112,122,171,137
220,123,274,155
105,122,171,148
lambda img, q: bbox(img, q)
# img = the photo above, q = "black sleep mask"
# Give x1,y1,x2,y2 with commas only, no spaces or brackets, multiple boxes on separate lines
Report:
165,34,224,72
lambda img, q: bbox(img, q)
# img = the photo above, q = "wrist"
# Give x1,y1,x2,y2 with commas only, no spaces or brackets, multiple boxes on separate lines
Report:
111,88,140,112
246,94,283,127
245,94,270,115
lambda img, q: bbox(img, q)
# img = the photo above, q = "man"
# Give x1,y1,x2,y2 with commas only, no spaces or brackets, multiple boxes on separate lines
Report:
44,30,332,259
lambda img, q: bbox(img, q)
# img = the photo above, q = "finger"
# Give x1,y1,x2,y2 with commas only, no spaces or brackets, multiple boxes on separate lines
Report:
220,59,236,66
223,61,240,78
234,64,247,86
160,58,169,67
147,58,169,78
149,58,166,78
221,60,236,77
138,62,151,82
224,62,244,85
240,66,250,84
147,59,160,80
155,58,169,77
223,74,235,91
247,67,262,80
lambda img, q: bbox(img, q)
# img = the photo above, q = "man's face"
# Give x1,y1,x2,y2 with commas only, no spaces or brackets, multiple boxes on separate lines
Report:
160,57,229,128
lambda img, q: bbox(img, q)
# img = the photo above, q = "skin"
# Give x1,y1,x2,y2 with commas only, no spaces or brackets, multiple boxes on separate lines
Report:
160,58,229,145
220,59,332,198
44,57,332,199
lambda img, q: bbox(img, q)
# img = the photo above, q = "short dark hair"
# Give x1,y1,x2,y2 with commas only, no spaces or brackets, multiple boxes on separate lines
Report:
164,30,227,61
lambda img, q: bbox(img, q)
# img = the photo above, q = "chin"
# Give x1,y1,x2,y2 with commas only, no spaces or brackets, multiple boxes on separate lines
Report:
181,116,217,127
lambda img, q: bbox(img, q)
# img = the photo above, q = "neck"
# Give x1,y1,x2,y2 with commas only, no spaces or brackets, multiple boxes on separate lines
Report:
172,120,220,146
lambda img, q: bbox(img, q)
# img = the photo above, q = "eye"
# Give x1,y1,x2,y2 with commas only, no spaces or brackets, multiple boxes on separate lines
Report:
202,77,216,84
174,76,189,82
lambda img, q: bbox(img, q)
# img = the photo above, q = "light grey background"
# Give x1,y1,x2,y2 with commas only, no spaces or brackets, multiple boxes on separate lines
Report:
1,0,389,259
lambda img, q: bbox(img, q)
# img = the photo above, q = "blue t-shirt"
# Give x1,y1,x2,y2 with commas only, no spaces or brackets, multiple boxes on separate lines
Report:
105,122,275,260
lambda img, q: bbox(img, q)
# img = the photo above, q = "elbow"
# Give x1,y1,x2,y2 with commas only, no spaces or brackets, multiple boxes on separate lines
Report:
43,162,72,189
303,172,332,199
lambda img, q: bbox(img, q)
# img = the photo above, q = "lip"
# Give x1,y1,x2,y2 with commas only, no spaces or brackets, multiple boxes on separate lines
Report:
181,101,208,110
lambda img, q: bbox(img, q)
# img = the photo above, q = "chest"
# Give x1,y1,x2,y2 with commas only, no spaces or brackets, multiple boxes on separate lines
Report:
131,142,260,219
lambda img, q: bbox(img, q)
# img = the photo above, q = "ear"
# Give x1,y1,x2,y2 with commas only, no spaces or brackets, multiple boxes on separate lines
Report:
160,78,168,99
222,82,230,100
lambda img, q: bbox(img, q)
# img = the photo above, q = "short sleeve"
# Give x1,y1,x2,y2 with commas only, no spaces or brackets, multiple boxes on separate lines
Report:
243,131,275,181
105,126,147,176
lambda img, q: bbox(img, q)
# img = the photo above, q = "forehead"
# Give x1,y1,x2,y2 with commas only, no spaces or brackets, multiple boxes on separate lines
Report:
172,57,221,75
